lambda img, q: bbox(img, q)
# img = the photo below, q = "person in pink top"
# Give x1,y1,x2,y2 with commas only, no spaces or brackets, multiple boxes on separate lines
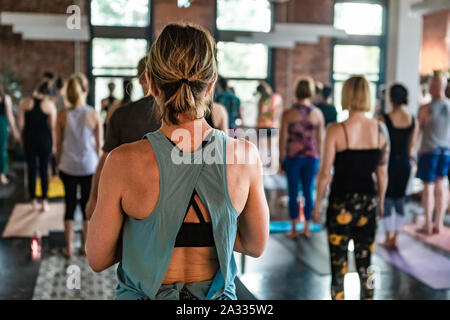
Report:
279,77,325,239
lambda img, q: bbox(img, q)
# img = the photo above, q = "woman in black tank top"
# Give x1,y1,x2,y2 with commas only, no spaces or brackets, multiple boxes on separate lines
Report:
0,84,20,184
18,82,56,211
312,76,389,300
379,84,418,250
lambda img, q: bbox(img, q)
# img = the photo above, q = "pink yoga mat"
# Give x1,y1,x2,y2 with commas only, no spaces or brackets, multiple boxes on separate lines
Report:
375,233,450,290
403,223,450,253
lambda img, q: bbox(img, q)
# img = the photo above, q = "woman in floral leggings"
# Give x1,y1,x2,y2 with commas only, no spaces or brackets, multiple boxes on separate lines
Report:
312,76,389,300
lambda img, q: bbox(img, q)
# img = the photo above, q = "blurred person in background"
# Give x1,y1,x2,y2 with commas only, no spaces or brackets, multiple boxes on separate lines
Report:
56,72,102,258
0,83,20,185
86,56,161,219
101,82,120,131
312,76,389,300
316,85,338,127
18,82,56,211
416,73,450,235
379,84,419,249
257,81,283,168
214,76,241,129
279,77,324,239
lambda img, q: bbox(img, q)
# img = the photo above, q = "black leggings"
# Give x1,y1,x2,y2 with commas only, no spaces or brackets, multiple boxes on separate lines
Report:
327,193,377,300
24,142,51,200
59,171,93,221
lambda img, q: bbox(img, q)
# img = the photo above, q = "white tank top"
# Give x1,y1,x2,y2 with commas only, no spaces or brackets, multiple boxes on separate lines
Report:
59,105,99,176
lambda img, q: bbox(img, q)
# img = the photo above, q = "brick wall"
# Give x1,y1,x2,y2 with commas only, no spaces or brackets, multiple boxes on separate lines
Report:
152,0,215,37
420,10,450,75
0,0,88,97
273,0,334,107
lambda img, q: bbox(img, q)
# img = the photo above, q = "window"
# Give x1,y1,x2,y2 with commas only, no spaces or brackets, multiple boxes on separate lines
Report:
334,2,383,36
216,0,272,32
332,1,387,121
216,0,273,127
91,0,149,27
217,42,268,79
89,1,151,112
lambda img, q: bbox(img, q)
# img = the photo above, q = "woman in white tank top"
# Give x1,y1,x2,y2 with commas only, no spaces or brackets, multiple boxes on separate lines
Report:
56,72,102,258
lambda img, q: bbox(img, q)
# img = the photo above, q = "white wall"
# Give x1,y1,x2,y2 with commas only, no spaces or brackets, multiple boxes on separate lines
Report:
386,0,423,115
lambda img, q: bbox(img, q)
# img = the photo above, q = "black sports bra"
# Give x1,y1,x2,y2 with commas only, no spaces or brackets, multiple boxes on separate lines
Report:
166,136,216,248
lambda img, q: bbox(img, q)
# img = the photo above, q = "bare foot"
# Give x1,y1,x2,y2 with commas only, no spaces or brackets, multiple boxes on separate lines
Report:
285,230,299,240
432,226,441,235
383,238,392,249
300,229,310,239
31,199,39,211
417,225,433,235
389,238,398,250
41,200,49,212
62,247,72,259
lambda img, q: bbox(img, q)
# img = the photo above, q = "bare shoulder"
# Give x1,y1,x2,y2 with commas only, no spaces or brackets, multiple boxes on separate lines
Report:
42,98,56,113
20,97,33,110
226,136,260,167
104,140,153,178
326,122,342,136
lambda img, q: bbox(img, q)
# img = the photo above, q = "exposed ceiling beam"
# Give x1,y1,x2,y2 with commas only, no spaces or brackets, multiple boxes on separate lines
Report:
410,0,450,16
0,12,89,41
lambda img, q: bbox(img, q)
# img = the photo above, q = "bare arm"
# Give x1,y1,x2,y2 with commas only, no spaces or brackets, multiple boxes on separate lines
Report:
313,108,325,158
55,109,66,165
278,110,288,167
312,125,337,223
376,122,390,219
94,111,103,156
87,150,124,272
4,95,20,142
45,100,57,154
18,99,28,137
233,143,269,258
409,116,420,159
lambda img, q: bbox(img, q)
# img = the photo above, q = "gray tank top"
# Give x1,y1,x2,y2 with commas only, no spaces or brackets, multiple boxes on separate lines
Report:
420,99,450,154
59,105,99,176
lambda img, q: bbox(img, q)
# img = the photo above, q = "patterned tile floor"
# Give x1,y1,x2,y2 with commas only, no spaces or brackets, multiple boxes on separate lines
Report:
32,250,117,300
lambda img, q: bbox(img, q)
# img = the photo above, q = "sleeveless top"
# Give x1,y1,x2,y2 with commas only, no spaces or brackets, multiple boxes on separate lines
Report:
330,123,382,198
420,99,450,153
116,129,239,300
382,113,414,157
59,105,99,176
23,98,52,147
286,104,319,159
103,96,116,113
0,96,6,116
257,93,282,128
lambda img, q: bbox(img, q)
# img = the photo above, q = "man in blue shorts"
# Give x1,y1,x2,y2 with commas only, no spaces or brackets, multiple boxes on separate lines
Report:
417,74,450,235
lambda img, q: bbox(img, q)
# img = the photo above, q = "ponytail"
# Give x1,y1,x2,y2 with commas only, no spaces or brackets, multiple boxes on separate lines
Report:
66,72,88,108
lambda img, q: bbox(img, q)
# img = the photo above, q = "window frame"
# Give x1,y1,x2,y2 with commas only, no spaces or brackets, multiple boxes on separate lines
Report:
214,0,275,128
331,0,388,116
215,0,274,87
87,0,153,108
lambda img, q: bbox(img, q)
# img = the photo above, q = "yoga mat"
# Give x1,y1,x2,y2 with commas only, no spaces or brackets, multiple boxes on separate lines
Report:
2,203,64,238
271,231,332,275
35,176,65,199
403,223,450,253
269,220,323,233
375,233,450,290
